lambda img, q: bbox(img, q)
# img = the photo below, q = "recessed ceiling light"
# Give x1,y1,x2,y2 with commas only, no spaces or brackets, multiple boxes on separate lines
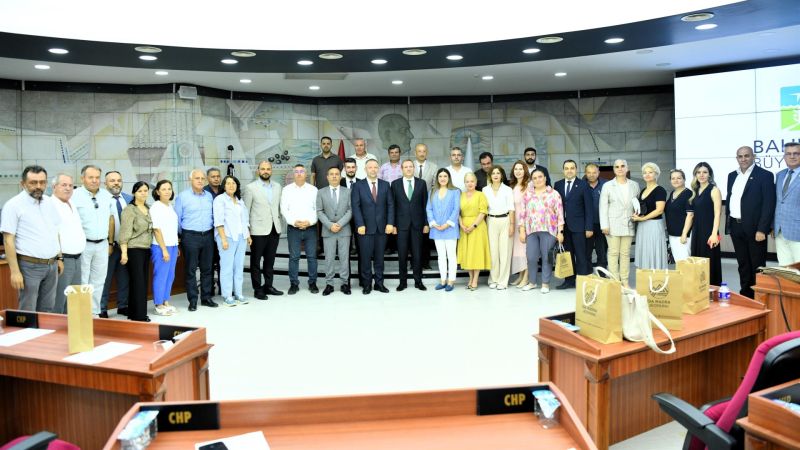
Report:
231,51,256,57
636,49,654,54
764,48,781,53
221,58,238,64
681,12,715,22
135,46,162,53
139,55,157,61
309,85,320,91
48,48,68,55
695,23,718,30
481,75,494,81
554,72,567,77
319,53,343,60
605,37,625,44
656,62,671,67
297,59,313,66
155,71,169,76
392,80,403,85
522,48,541,54
240,79,252,84
402,49,427,56
371,59,388,65
536,36,563,44
446,54,463,61
34,64,50,70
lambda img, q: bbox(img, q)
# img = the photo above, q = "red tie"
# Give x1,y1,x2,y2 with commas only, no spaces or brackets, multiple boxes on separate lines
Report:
371,182,377,201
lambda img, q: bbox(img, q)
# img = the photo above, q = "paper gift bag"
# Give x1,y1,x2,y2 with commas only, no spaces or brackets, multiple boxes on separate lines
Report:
676,257,710,314
554,245,574,279
66,285,94,354
636,269,684,330
576,274,622,344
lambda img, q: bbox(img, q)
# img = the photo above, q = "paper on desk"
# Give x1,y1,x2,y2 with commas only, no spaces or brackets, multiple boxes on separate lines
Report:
63,342,141,365
0,328,55,347
194,431,270,450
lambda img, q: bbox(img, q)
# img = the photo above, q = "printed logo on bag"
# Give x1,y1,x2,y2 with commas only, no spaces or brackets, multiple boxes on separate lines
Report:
649,281,671,308
581,286,598,317
698,270,709,290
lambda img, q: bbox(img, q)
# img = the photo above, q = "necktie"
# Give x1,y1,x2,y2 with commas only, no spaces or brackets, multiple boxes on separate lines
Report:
331,188,338,205
418,163,423,179
114,195,123,217
566,180,572,196
371,182,377,201
407,179,413,200
783,170,795,196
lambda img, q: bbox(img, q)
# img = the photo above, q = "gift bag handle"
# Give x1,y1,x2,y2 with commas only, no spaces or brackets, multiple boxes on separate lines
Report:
648,269,670,293
64,284,94,295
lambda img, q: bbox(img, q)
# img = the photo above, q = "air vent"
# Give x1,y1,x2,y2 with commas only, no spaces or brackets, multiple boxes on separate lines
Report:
178,85,198,100
284,73,348,81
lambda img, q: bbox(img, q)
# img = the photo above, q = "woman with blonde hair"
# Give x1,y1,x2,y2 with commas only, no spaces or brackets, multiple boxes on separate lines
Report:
509,160,530,287
458,172,491,290
599,159,640,287
633,162,668,269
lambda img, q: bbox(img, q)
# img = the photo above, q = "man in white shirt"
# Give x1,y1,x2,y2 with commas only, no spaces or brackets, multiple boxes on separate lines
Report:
280,164,319,295
51,173,86,314
0,165,62,312
349,138,377,179
101,170,132,317
446,146,473,191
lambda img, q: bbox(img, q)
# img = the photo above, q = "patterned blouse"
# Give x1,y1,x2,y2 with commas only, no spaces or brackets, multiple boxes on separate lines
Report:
518,186,564,237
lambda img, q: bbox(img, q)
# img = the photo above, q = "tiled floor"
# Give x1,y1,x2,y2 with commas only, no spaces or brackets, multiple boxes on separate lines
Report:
123,256,758,449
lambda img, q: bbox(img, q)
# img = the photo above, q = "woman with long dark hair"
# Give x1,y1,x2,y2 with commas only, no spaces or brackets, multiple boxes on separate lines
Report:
214,175,252,306
509,160,530,287
120,181,153,322
426,168,461,291
690,162,723,285
150,179,179,316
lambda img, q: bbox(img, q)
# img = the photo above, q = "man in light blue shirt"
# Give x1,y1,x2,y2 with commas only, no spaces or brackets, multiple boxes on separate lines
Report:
175,169,217,311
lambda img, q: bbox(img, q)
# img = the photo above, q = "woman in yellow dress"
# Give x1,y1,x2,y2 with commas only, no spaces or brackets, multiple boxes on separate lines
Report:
457,172,491,290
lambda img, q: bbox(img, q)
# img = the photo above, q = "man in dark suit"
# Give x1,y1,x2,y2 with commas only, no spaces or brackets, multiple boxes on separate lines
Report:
554,159,593,289
390,159,429,291
725,145,776,298
351,159,395,294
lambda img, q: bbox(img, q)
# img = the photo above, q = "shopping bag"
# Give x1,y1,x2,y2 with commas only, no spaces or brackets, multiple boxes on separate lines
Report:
621,287,676,354
554,244,574,279
635,269,684,330
676,257,710,314
66,285,94,354
576,270,622,344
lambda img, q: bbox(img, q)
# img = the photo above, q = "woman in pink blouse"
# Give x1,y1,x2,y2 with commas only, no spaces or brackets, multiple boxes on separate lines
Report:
518,170,564,294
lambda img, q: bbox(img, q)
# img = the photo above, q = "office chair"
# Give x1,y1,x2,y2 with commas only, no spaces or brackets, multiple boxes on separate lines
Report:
653,330,800,450
0,432,78,450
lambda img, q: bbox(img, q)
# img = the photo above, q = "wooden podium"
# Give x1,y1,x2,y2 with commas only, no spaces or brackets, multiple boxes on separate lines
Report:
754,263,800,338
535,294,768,450
738,378,800,450
0,310,212,450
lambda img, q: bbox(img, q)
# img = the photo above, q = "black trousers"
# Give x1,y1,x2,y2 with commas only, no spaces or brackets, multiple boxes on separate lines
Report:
586,223,608,269
563,227,589,283
249,228,280,293
397,227,424,284
126,248,150,321
729,220,767,298
181,230,214,306
358,233,387,286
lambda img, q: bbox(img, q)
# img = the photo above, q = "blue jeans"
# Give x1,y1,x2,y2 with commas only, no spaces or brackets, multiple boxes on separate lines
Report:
216,235,246,299
287,225,317,286
151,244,178,305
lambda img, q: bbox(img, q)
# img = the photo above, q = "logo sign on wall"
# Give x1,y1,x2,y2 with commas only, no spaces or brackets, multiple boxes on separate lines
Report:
782,85,800,132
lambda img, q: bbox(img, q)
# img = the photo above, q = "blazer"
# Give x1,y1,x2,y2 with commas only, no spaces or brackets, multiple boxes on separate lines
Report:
415,160,439,191
242,179,282,235
316,186,352,238
554,178,593,232
725,164,775,236
389,177,428,231
773,167,800,241
340,177,358,190
599,179,640,237
351,178,394,235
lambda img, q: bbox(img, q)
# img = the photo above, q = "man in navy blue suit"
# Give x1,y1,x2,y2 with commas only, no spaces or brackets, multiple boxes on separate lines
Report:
390,159,429,291
351,159,395,294
554,160,593,289
726,146,775,298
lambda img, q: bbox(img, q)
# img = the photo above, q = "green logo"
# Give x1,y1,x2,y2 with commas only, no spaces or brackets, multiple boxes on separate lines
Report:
781,86,800,131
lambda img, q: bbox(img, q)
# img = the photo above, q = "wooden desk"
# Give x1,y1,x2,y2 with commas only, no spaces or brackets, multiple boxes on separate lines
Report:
0,310,212,449
103,383,597,450
738,378,800,450
754,265,800,338
535,294,768,450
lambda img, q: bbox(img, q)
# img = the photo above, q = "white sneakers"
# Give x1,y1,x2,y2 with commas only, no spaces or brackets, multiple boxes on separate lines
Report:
521,283,538,291
541,286,550,294
155,304,172,316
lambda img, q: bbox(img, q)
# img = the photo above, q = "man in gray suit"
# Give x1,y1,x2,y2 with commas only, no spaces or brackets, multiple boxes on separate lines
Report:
242,161,283,299
317,166,352,296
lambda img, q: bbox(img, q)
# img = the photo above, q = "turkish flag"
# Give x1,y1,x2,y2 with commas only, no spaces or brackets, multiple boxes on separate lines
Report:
338,140,346,161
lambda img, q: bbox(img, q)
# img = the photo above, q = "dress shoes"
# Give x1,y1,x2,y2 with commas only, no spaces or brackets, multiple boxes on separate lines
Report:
341,285,351,295
99,311,109,318
555,282,575,290
362,285,372,295
116,307,128,316
288,284,299,295
265,287,283,296
309,282,319,294
396,282,407,292
254,291,268,300
322,285,335,296
188,304,197,312
415,282,427,291
422,264,432,270
201,299,219,308
374,284,390,293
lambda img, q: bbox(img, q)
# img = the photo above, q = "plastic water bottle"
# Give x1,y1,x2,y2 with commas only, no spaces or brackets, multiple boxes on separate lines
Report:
718,282,731,307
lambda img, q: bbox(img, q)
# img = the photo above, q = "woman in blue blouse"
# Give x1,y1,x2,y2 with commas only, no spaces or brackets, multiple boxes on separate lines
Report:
426,168,461,291
213,175,252,306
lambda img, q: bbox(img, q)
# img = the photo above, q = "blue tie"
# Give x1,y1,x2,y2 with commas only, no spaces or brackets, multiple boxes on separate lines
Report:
114,196,123,217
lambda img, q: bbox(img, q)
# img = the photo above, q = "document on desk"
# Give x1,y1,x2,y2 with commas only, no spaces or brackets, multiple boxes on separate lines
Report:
0,328,55,347
63,342,141,365
195,431,270,450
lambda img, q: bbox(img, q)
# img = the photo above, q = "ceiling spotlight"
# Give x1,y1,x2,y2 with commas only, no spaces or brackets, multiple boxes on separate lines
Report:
221,58,238,64
403,49,427,56
446,54,463,61
536,36,563,44
240,79,252,84
134,46,162,53
34,64,50,70
48,48,68,55
297,59,313,66
371,59,388,65
636,49,654,54
522,48,541,54
155,70,169,76
554,72,567,77
392,80,403,85
481,75,494,81
231,51,256,57
309,85,320,91
319,52,343,60
695,23,718,30
139,55,157,61
681,12,715,22
605,37,624,44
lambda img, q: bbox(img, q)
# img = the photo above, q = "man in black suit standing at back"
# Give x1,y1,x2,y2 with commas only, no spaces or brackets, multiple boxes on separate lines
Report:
390,159,429,291
351,159,395,294
554,159,593,289
725,145,775,298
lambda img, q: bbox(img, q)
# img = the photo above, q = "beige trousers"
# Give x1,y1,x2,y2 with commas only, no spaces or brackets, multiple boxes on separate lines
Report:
607,235,633,285
487,216,512,287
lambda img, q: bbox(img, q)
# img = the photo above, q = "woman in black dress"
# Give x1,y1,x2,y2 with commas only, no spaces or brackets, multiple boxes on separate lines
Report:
665,169,694,262
690,162,722,285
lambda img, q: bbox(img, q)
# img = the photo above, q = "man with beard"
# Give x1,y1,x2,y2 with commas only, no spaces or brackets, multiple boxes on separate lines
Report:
1,165,63,312
243,160,284,299
311,136,343,189
341,158,361,283
523,147,551,186
101,170,133,317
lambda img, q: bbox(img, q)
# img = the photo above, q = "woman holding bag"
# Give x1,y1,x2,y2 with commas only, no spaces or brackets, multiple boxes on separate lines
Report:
599,159,640,287
518,169,564,293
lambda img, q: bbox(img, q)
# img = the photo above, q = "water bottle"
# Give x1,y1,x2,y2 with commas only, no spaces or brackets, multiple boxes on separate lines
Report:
718,282,731,307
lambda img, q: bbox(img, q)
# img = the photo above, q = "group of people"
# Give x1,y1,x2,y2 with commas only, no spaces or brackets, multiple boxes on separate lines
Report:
2,140,798,318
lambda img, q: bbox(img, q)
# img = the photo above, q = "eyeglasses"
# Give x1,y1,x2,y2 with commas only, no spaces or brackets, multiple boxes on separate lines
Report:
91,197,98,209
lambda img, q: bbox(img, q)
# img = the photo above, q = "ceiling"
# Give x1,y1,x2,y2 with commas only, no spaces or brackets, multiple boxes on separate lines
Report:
0,0,799,97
